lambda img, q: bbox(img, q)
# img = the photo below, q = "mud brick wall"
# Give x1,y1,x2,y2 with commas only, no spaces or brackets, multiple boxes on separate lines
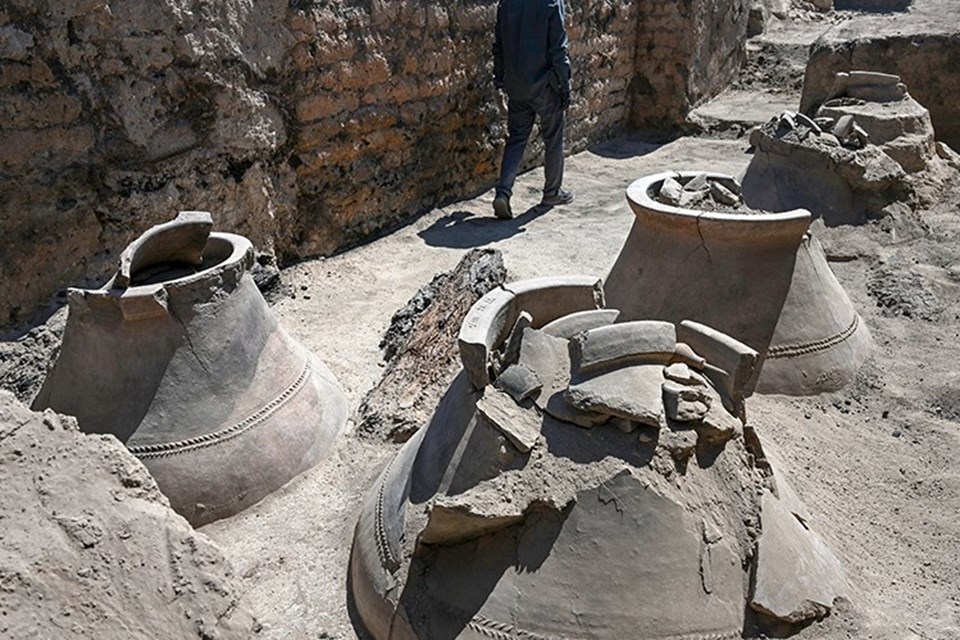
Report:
286,0,639,258
631,0,749,132
0,0,740,330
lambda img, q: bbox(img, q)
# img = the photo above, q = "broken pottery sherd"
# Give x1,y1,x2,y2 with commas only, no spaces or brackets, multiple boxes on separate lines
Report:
493,363,542,402
570,320,676,374
540,308,621,339
751,492,847,624
476,387,541,453
458,276,603,389
565,363,665,428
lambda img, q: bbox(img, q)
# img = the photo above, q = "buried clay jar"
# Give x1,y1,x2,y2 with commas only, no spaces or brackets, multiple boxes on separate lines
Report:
605,171,874,396
350,276,847,639
33,211,348,526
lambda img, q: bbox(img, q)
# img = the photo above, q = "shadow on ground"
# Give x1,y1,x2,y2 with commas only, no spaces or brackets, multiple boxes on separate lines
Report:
418,204,552,248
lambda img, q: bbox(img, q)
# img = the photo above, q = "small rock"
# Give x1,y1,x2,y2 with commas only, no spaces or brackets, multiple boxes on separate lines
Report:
660,429,698,460
679,188,708,208
818,133,841,147
833,114,855,138
709,180,741,207
658,177,684,206
699,403,741,445
683,173,709,192
662,381,711,422
663,363,706,386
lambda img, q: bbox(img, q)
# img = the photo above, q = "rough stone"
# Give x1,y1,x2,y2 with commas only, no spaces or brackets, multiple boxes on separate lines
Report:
658,176,685,205
710,179,741,206
662,380,712,422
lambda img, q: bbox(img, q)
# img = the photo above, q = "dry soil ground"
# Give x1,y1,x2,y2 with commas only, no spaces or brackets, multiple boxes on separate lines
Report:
200,130,960,639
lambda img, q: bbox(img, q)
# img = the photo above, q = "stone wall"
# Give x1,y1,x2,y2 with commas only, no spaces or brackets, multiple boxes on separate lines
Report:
0,0,741,330
631,0,749,132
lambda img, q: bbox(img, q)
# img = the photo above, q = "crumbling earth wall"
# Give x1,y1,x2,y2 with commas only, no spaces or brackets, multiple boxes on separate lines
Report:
0,0,744,330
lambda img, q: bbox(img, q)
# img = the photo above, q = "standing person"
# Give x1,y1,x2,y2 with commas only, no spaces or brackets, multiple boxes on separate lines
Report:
492,0,574,220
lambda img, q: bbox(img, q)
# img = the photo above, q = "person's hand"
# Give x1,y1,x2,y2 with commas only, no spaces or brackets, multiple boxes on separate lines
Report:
495,87,508,116
560,89,570,111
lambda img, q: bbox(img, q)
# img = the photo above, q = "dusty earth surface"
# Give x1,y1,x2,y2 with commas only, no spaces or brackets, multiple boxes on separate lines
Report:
198,136,960,640
2,3,960,639
0,391,259,639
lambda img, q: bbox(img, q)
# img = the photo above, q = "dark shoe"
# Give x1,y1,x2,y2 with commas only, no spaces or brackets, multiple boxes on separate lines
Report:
541,189,575,207
493,195,513,219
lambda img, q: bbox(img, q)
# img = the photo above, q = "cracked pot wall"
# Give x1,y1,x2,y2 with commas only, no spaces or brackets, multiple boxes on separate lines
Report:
0,0,743,330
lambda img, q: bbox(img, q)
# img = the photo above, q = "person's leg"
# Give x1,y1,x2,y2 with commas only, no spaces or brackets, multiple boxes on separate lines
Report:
537,89,565,199
496,99,536,200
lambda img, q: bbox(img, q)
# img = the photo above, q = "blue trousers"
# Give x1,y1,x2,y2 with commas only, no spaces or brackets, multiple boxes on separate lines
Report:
495,88,565,200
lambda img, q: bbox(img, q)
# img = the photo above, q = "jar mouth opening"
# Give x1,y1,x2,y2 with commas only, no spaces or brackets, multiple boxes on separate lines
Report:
129,235,234,286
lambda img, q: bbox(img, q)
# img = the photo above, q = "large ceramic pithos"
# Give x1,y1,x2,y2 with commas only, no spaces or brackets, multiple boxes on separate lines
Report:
605,171,873,395
350,277,847,639
33,211,348,525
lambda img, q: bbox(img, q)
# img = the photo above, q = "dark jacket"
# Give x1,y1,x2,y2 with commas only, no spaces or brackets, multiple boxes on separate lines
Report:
492,0,570,102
